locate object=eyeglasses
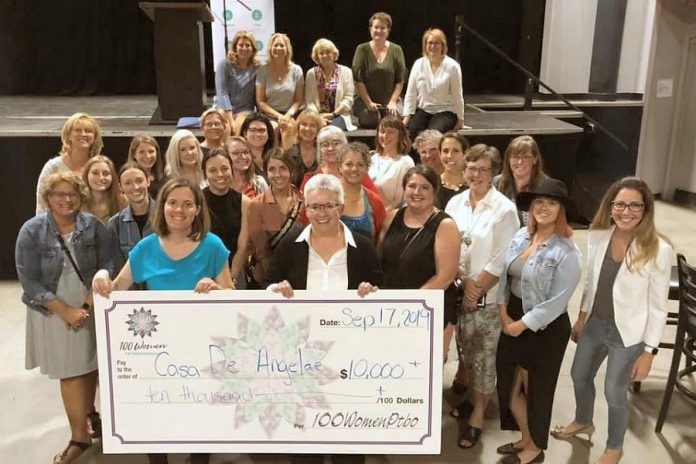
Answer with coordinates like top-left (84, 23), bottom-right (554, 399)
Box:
top-left (229, 149), bottom-right (251, 157)
top-left (510, 154), bottom-right (535, 162)
top-left (611, 201), bottom-right (645, 212)
top-left (320, 140), bottom-right (342, 149)
top-left (465, 166), bottom-right (492, 175)
top-left (204, 121), bottom-right (223, 128)
top-left (306, 203), bottom-right (339, 212)
top-left (51, 191), bottom-right (80, 200)
top-left (247, 127), bottom-right (267, 134)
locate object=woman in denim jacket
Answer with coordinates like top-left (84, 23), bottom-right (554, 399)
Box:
top-left (495, 178), bottom-right (582, 464)
top-left (16, 172), bottom-right (113, 463)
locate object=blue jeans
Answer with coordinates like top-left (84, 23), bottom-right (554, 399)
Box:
top-left (571, 315), bottom-right (643, 448)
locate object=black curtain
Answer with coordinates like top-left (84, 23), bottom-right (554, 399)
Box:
top-left (1, 0), bottom-right (157, 95)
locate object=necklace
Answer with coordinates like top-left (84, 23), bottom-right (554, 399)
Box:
top-left (462, 192), bottom-right (486, 246)
top-left (440, 173), bottom-right (465, 191)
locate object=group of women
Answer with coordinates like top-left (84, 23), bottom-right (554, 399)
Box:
top-left (215, 12), bottom-right (465, 146)
top-left (17, 20), bottom-right (672, 464)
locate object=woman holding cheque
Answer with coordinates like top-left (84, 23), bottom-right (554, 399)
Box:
top-left (93, 177), bottom-right (234, 464)
top-left (495, 178), bottom-right (582, 464)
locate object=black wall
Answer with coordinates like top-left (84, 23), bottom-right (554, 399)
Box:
top-left (0, 0), bottom-right (545, 96)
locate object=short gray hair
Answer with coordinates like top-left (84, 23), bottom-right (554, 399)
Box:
top-left (303, 174), bottom-right (344, 204)
top-left (414, 129), bottom-right (443, 150)
top-left (316, 126), bottom-right (347, 162)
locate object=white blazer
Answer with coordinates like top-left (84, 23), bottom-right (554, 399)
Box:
top-left (304, 64), bottom-right (356, 131)
top-left (580, 227), bottom-right (672, 348)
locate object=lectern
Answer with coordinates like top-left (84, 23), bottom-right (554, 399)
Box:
top-left (140, 2), bottom-right (213, 124)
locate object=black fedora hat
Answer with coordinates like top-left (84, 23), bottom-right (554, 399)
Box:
top-left (516, 178), bottom-right (577, 219)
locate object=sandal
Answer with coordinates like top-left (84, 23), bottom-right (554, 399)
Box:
top-left (449, 400), bottom-right (473, 419)
top-left (53, 440), bottom-right (90, 464)
top-left (87, 411), bottom-right (102, 439)
top-left (451, 381), bottom-right (469, 396)
top-left (457, 419), bottom-right (482, 449)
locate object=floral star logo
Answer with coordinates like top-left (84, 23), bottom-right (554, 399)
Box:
top-left (125, 307), bottom-right (160, 339)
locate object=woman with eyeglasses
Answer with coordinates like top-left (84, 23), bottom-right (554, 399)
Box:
top-left (240, 112), bottom-right (277, 177)
top-left (199, 108), bottom-right (230, 156)
top-left (445, 144), bottom-right (519, 449)
top-left (551, 177), bottom-right (672, 464)
top-left (495, 136), bottom-right (548, 225)
top-left (226, 135), bottom-right (268, 199)
top-left (17, 172), bottom-right (113, 463)
top-left (247, 148), bottom-right (303, 287)
top-left (403, 28), bottom-right (465, 141)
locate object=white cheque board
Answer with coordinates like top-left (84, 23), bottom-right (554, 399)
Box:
top-left (94, 290), bottom-right (443, 454)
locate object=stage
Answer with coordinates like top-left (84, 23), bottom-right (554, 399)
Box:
top-left (0, 94), bottom-right (642, 278)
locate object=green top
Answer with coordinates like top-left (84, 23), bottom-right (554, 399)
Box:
top-left (351, 42), bottom-right (407, 106)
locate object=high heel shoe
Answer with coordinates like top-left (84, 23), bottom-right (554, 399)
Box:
top-left (550, 423), bottom-right (595, 440)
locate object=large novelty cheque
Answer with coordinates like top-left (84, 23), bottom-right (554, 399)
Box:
top-left (94, 290), bottom-right (443, 454)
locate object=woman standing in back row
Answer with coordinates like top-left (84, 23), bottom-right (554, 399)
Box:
top-left (551, 177), bottom-right (672, 464)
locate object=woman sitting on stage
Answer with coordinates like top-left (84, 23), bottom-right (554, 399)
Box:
top-left (551, 177), bottom-right (672, 464)
top-left (305, 38), bottom-right (356, 131)
top-left (202, 148), bottom-right (250, 287)
top-left (495, 135), bottom-right (549, 225)
top-left (240, 112), bottom-right (276, 177)
top-left (36, 112), bottom-right (103, 213)
top-left (496, 178), bottom-right (582, 464)
top-left (17, 172), bottom-right (113, 463)
top-left (107, 163), bottom-right (155, 273)
top-left (380, 164), bottom-right (460, 363)
top-left (164, 129), bottom-right (206, 189)
top-left (352, 11), bottom-right (406, 128)
top-left (199, 108), bottom-right (230, 156)
top-left (226, 135), bottom-right (268, 199)
top-left (215, 29), bottom-right (259, 134)
top-left (255, 33), bottom-right (304, 148)
top-left (437, 131), bottom-right (470, 208)
top-left (93, 177), bottom-right (234, 464)
top-left (403, 28), bottom-right (465, 141)
top-left (81, 155), bottom-right (123, 224)
top-left (127, 133), bottom-right (164, 199)
top-left (414, 129), bottom-right (444, 174)
top-left (286, 109), bottom-right (323, 186)
top-left (338, 142), bottom-right (386, 244)
top-left (368, 114), bottom-right (415, 212)
top-left (247, 148), bottom-right (303, 288)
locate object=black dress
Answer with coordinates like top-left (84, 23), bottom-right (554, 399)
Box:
top-left (204, 187), bottom-right (242, 263)
top-left (381, 208), bottom-right (457, 326)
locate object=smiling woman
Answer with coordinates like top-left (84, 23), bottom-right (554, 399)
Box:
top-left (81, 155), bottom-right (123, 224)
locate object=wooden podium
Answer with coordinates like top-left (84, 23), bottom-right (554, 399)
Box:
top-left (140, 2), bottom-right (213, 124)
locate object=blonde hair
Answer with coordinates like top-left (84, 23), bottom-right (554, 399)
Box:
top-left (311, 38), bottom-right (339, 64)
top-left (59, 112), bottom-right (103, 158)
top-left (39, 172), bottom-right (88, 211)
top-left (225, 30), bottom-right (259, 67)
top-left (225, 135), bottom-right (255, 183)
top-left (267, 33), bottom-right (293, 67)
top-left (286, 109), bottom-right (325, 146)
top-left (590, 176), bottom-right (670, 272)
top-left (81, 155), bottom-right (123, 219)
top-left (422, 28), bottom-right (448, 56)
top-left (164, 129), bottom-right (204, 185)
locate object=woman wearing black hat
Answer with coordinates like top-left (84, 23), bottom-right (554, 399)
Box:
top-left (494, 178), bottom-right (583, 464)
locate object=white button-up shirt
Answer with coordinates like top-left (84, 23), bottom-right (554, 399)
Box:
top-left (445, 187), bottom-right (519, 302)
top-left (296, 222), bottom-right (357, 291)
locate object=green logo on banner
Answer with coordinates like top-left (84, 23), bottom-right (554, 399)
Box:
top-left (252, 9), bottom-right (262, 21)
top-left (223, 9), bottom-right (233, 21)
top-left (256, 40), bottom-right (264, 51)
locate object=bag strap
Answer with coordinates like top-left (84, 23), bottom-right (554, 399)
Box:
top-left (269, 199), bottom-right (303, 250)
top-left (56, 233), bottom-right (88, 288)
top-left (398, 210), bottom-right (438, 260)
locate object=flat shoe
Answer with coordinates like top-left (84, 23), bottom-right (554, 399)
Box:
top-left (87, 411), bottom-right (102, 439)
top-left (501, 450), bottom-right (545, 464)
top-left (550, 423), bottom-right (595, 440)
top-left (53, 440), bottom-right (90, 464)
top-left (497, 442), bottom-right (523, 455)
top-left (457, 420), bottom-right (482, 449)
top-left (449, 400), bottom-right (473, 419)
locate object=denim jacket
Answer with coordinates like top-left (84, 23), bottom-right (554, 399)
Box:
top-left (15, 211), bottom-right (114, 313)
top-left (497, 227), bottom-right (582, 331)
top-left (107, 199), bottom-right (155, 272)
